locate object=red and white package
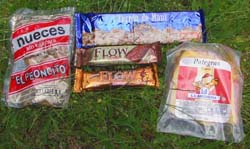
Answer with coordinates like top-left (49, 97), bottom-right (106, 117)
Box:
top-left (2, 7), bottom-right (75, 107)
top-left (157, 42), bottom-right (244, 142)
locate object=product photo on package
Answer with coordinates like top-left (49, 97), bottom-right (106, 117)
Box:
top-left (157, 42), bottom-right (244, 142)
top-left (2, 7), bottom-right (75, 108)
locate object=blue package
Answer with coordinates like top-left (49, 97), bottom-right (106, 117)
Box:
top-left (76, 10), bottom-right (206, 48)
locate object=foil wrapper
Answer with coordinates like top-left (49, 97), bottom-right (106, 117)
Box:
top-left (73, 64), bottom-right (159, 92)
top-left (75, 10), bottom-right (206, 48)
top-left (74, 42), bottom-right (161, 66)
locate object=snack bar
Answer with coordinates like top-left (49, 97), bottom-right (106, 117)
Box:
top-left (74, 42), bottom-right (161, 66)
top-left (73, 64), bottom-right (159, 92)
top-left (76, 10), bottom-right (206, 48)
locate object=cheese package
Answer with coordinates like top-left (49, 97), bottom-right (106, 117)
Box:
top-left (2, 8), bottom-right (75, 108)
top-left (157, 42), bottom-right (244, 142)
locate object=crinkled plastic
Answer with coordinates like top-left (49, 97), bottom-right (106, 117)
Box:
top-left (2, 7), bottom-right (75, 108)
top-left (157, 42), bottom-right (244, 142)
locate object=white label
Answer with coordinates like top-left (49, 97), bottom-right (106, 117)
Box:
top-left (175, 99), bottom-right (231, 123)
top-left (12, 25), bottom-right (70, 52)
top-left (180, 58), bottom-right (231, 71)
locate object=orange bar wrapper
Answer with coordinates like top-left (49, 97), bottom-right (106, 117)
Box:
top-left (73, 64), bottom-right (159, 92)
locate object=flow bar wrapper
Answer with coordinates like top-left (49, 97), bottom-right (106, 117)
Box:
top-left (73, 64), bottom-right (159, 92)
top-left (75, 10), bottom-right (206, 48)
top-left (74, 42), bottom-right (161, 66)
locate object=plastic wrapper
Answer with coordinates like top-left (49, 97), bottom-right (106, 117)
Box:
top-left (157, 42), bottom-right (244, 142)
top-left (75, 10), bottom-right (206, 48)
top-left (73, 64), bottom-right (159, 92)
top-left (2, 7), bottom-right (75, 108)
top-left (74, 42), bottom-right (161, 66)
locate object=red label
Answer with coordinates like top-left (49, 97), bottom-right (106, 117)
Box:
top-left (12, 17), bottom-right (71, 61)
top-left (176, 66), bottom-right (231, 104)
top-left (14, 36), bottom-right (69, 61)
top-left (9, 58), bottom-right (70, 94)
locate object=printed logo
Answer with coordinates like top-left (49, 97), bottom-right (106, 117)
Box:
top-left (12, 17), bottom-right (71, 61)
top-left (188, 72), bottom-right (220, 100)
top-left (174, 58), bottom-right (232, 123)
top-left (93, 47), bottom-right (130, 59)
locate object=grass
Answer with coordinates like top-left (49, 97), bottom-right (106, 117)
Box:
top-left (0, 0), bottom-right (250, 148)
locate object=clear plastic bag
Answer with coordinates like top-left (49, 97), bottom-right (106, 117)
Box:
top-left (157, 42), bottom-right (244, 142)
top-left (2, 7), bottom-right (75, 108)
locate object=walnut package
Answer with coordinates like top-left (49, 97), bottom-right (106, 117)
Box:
top-left (2, 7), bottom-right (75, 108)
top-left (157, 42), bottom-right (244, 142)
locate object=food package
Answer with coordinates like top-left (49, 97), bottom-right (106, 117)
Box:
top-left (74, 42), bottom-right (161, 67)
top-left (75, 10), bottom-right (206, 48)
top-left (73, 64), bottom-right (159, 92)
top-left (157, 42), bottom-right (244, 142)
top-left (2, 7), bottom-right (75, 108)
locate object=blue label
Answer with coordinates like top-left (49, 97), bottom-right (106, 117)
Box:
top-left (75, 10), bottom-right (206, 48)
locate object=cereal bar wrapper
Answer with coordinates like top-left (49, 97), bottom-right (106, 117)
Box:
top-left (74, 42), bottom-right (161, 67)
top-left (157, 42), bottom-right (244, 142)
top-left (73, 64), bottom-right (159, 92)
top-left (75, 10), bottom-right (206, 48)
top-left (2, 7), bottom-right (75, 108)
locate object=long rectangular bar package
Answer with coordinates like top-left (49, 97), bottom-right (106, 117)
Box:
top-left (73, 64), bottom-right (159, 92)
top-left (75, 10), bottom-right (206, 48)
top-left (74, 42), bottom-right (161, 67)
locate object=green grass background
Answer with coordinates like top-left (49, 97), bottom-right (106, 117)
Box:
top-left (0, 0), bottom-right (250, 148)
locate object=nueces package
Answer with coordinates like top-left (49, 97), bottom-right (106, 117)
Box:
top-left (157, 42), bottom-right (244, 142)
top-left (2, 7), bottom-right (75, 108)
